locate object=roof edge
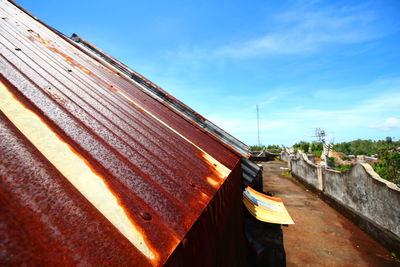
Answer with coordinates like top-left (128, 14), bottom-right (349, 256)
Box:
top-left (7, 0), bottom-right (249, 157)
top-left (70, 33), bottom-right (250, 157)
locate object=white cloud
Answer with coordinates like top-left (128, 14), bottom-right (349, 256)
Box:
top-left (215, 4), bottom-right (383, 58)
top-left (163, 2), bottom-right (397, 63)
top-left (204, 79), bottom-right (400, 145)
top-left (369, 117), bottom-right (400, 131)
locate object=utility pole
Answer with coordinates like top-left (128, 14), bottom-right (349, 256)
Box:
top-left (257, 104), bottom-right (261, 146)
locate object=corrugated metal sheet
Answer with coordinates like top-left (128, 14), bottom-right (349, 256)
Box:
top-left (0, 110), bottom-right (153, 266)
top-left (242, 158), bottom-right (262, 190)
top-left (0, 0), bottom-right (249, 265)
top-left (70, 33), bottom-right (250, 157)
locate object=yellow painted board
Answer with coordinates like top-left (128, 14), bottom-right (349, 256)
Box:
top-left (243, 197), bottom-right (294, 224)
top-left (243, 187), bottom-right (294, 225)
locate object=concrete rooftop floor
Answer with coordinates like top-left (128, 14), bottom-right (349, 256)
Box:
top-left (260, 161), bottom-right (399, 267)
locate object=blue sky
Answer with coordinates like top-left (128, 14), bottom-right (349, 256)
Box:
top-left (18, 0), bottom-right (400, 146)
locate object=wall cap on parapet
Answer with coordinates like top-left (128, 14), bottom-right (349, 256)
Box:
top-left (288, 150), bottom-right (319, 168)
top-left (359, 163), bottom-right (400, 192)
top-left (300, 151), bottom-right (319, 167)
top-left (325, 168), bottom-right (342, 174)
top-left (282, 148), bottom-right (400, 192)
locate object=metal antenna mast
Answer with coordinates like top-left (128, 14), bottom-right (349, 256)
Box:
top-left (257, 104), bottom-right (261, 146)
top-left (315, 128), bottom-right (332, 166)
top-left (315, 128), bottom-right (326, 144)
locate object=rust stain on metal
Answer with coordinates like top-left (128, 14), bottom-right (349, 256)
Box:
top-left (28, 32), bottom-right (92, 75)
top-left (0, 78), bottom-right (163, 264)
top-left (130, 102), bottom-right (144, 112)
top-left (0, 0), bottom-right (244, 265)
top-left (70, 34), bottom-right (216, 128)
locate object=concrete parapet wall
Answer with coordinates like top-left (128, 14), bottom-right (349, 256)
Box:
top-left (281, 148), bottom-right (400, 254)
top-left (289, 152), bottom-right (322, 189)
top-left (280, 149), bottom-right (291, 162)
top-left (324, 163), bottom-right (400, 236)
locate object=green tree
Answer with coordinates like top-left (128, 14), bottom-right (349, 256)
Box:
top-left (333, 138), bottom-right (400, 156)
top-left (372, 150), bottom-right (400, 185)
top-left (310, 142), bottom-right (323, 157)
top-left (266, 144), bottom-right (281, 151)
top-left (311, 142), bottom-right (323, 151)
top-left (335, 164), bottom-right (354, 172)
top-left (327, 157), bottom-right (336, 168)
top-left (250, 145), bottom-right (265, 151)
top-left (293, 141), bottom-right (310, 153)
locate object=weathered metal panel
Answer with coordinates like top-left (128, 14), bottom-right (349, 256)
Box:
top-left (0, 0), bottom-right (246, 265)
top-left (0, 110), bottom-right (152, 266)
top-left (70, 33), bottom-right (250, 157)
top-left (164, 160), bottom-right (248, 267)
top-left (242, 157), bottom-right (263, 190)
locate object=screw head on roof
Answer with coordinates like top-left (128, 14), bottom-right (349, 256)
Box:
top-left (140, 212), bottom-right (152, 221)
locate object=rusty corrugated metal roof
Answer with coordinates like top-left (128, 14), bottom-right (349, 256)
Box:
top-left (70, 33), bottom-right (250, 157)
top-left (0, 0), bottom-right (247, 265)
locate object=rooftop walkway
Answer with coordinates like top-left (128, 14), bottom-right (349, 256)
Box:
top-left (261, 161), bottom-right (399, 267)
